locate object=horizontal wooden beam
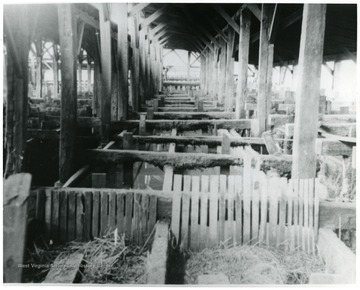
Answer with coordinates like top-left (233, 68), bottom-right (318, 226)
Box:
top-left (152, 112), bottom-right (235, 120)
top-left (111, 119), bottom-right (252, 131)
top-left (316, 139), bottom-right (353, 156)
top-left (85, 148), bottom-right (293, 173)
top-left (113, 135), bottom-right (265, 147)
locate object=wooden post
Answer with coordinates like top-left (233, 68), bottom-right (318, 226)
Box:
top-left (139, 20), bottom-right (146, 103)
top-left (218, 39), bottom-right (227, 104)
top-left (292, 4), bottom-right (326, 179)
top-left (52, 44), bottom-right (59, 98)
top-left (58, 4), bottom-right (78, 184)
top-left (130, 7), bottom-right (140, 111)
top-left (225, 28), bottom-right (235, 111)
top-left (235, 10), bottom-right (251, 119)
top-left (78, 56), bottom-right (83, 95)
top-left (3, 173), bottom-right (32, 283)
top-left (99, 4), bottom-right (112, 139)
top-left (35, 40), bottom-right (43, 98)
top-left (87, 57), bottom-right (91, 94)
top-left (92, 52), bottom-right (101, 117)
top-left (256, 4), bottom-right (274, 136)
top-left (4, 6), bottom-right (31, 177)
top-left (123, 132), bottom-right (134, 188)
top-left (113, 3), bottom-right (128, 119)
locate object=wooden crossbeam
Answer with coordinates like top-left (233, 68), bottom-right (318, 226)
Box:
top-left (269, 4), bottom-right (281, 43)
top-left (128, 3), bottom-right (151, 17)
top-left (213, 5), bottom-right (240, 33)
top-left (149, 23), bottom-right (167, 39)
top-left (140, 5), bottom-right (167, 30)
top-left (245, 4), bottom-right (262, 21)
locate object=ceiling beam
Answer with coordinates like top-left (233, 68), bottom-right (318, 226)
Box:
top-left (128, 3), bottom-right (151, 17)
top-left (149, 22), bottom-right (167, 38)
top-left (245, 4), bottom-right (261, 21)
top-left (212, 4), bottom-right (240, 33)
top-left (269, 4), bottom-right (281, 43)
top-left (139, 5), bottom-right (167, 30)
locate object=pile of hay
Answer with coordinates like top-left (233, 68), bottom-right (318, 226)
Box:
top-left (185, 244), bottom-right (327, 285)
top-left (24, 230), bottom-right (149, 284)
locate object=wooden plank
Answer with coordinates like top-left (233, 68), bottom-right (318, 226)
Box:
top-left (243, 156), bottom-right (252, 244)
top-left (227, 175), bottom-right (235, 246)
top-left (268, 177), bottom-right (279, 247)
top-left (262, 131), bottom-right (282, 155)
top-left (315, 139), bottom-right (353, 156)
top-left (83, 191), bottom-right (92, 241)
top-left (190, 176), bottom-right (200, 250)
top-left (152, 111), bottom-right (235, 120)
top-left (148, 194), bottom-right (157, 235)
top-left (125, 192), bottom-right (133, 241)
top-left (92, 191), bottom-right (100, 237)
top-left (277, 178), bottom-right (287, 247)
top-left (258, 172), bottom-right (268, 245)
top-left (141, 194), bottom-right (149, 243)
top-left (200, 175), bottom-right (210, 250)
top-left (133, 193), bottom-right (141, 244)
top-left (181, 176), bottom-right (191, 249)
top-left (43, 252), bottom-right (84, 283)
top-left (58, 4), bottom-right (78, 183)
top-left (219, 175), bottom-right (227, 244)
top-left (252, 171), bottom-right (260, 243)
top-left (171, 174), bottom-right (182, 244)
top-left (51, 190), bottom-right (60, 243)
top-left (3, 173), bottom-right (32, 282)
top-left (116, 193), bottom-right (125, 233)
top-left (163, 128), bottom-right (177, 191)
top-left (299, 179), bottom-right (305, 251)
top-left (287, 180), bottom-right (295, 251)
top-left (44, 189), bottom-right (52, 240)
top-left (209, 175), bottom-right (219, 247)
top-left (139, 114), bottom-right (146, 135)
top-left (108, 191), bottom-right (116, 232)
top-left (100, 191), bottom-right (108, 236)
top-left (67, 192), bottom-right (76, 241)
top-left (234, 175), bottom-right (243, 245)
top-left (75, 192), bottom-right (83, 240)
top-left (308, 179), bottom-right (315, 254)
top-left (292, 4), bottom-right (326, 179)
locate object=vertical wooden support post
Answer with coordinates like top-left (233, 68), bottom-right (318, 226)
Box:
top-left (236, 10), bottom-right (251, 119)
top-left (292, 4), bottom-right (326, 179)
top-left (113, 3), bottom-right (128, 119)
top-left (3, 173), bottom-right (32, 282)
top-left (123, 132), bottom-right (134, 188)
top-left (86, 57), bottom-right (92, 94)
top-left (130, 7), bottom-right (140, 111)
top-left (58, 4), bottom-right (78, 184)
top-left (35, 40), bottom-right (43, 98)
top-left (218, 39), bottom-right (227, 104)
top-left (92, 53), bottom-right (101, 117)
top-left (99, 4), bottom-right (112, 139)
top-left (4, 6), bottom-right (30, 177)
top-left (225, 28), bottom-right (235, 111)
top-left (52, 44), bottom-right (59, 98)
top-left (200, 53), bottom-right (205, 93)
top-left (139, 19), bottom-right (146, 104)
top-left (159, 45), bottom-right (163, 91)
top-left (256, 4), bottom-right (274, 136)
top-left (78, 56), bottom-right (83, 95)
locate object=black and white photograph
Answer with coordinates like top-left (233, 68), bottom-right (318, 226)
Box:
top-left (1, 0), bottom-right (358, 286)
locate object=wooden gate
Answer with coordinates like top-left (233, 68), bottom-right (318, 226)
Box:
top-left (171, 161), bottom-right (319, 253)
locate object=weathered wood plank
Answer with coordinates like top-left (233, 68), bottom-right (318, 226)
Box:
top-left (209, 175), bottom-right (219, 247)
top-left (92, 191), bottom-right (100, 237)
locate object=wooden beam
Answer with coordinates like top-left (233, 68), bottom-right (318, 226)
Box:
top-left (149, 23), bottom-right (167, 39)
top-left (57, 4), bottom-right (78, 184)
top-left (112, 3), bottom-right (128, 119)
top-left (130, 5), bottom-right (140, 111)
top-left (256, 4), bottom-right (274, 136)
top-left (85, 148), bottom-right (293, 173)
top-left (235, 9), bottom-right (251, 118)
top-left (213, 5), bottom-right (240, 33)
top-left (225, 28), bottom-right (235, 111)
top-left (269, 4), bottom-right (281, 43)
top-left (245, 4), bottom-right (262, 21)
top-left (99, 3), bottom-right (112, 139)
top-left (139, 5), bottom-right (167, 30)
top-left (111, 119), bottom-right (252, 132)
top-left (316, 139), bottom-right (353, 156)
top-left (76, 21), bottom-right (85, 56)
top-left (152, 111), bottom-right (235, 120)
top-left (292, 4), bottom-right (326, 179)
top-left (128, 3), bottom-right (151, 17)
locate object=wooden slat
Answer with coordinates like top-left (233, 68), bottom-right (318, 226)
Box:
top-left (219, 175), bottom-right (227, 243)
top-left (100, 191), bottom-right (108, 236)
top-left (36, 189), bottom-right (46, 224)
top-left (190, 176), bottom-right (200, 250)
top-left (308, 179), bottom-right (315, 254)
top-left (277, 178), bottom-right (287, 247)
top-left (108, 192), bottom-right (116, 232)
top-left (293, 179), bottom-right (299, 249)
top-left (84, 192), bottom-right (92, 241)
top-left (148, 194), bottom-right (157, 235)
top-left (92, 191), bottom-right (100, 237)
top-left (299, 179), bottom-right (305, 251)
top-left (314, 178), bottom-right (320, 245)
top-left (259, 172), bottom-right (268, 244)
top-left (235, 176), bottom-right (243, 245)
top-left (67, 192), bottom-right (76, 241)
top-left (181, 175), bottom-right (191, 249)
top-left (44, 189), bottom-right (52, 240)
top-left (171, 174), bottom-right (182, 244)
top-left (252, 171), bottom-right (260, 243)
top-left (227, 175), bottom-right (235, 246)
top-left (303, 179), bottom-right (310, 253)
top-left (209, 175), bottom-right (219, 246)
top-left (125, 192), bottom-right (133, 241)
top-left (59, 191), bottom-right (68, 243)
top-left (200, 175), bottom-right (209, 249)
top-left (268, 177), bottom-right (279, 247)
top-left (51, 190), bottom-right (60, 243)
top-left (133, 193), bottom-right (141, 244)
top-left (75, 192), bottom-right (83, 240)
top-left (287, 180), bottom-right (295, 251)
top-left (243, 156), bottom-right (252, 244)
top-left (116, 193), bottom-right (125, 233)
top-left (141, 194), bottom-right (149, 243)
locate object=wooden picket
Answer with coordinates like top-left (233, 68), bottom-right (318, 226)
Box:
top-left (170, 157), bottom-right (319, 253)
top-left (28, 188), bottom-right (157, 245)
